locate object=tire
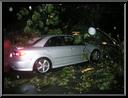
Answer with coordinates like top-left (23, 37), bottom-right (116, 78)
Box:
top-left (33, 57), bottom-right (51, 73)
top-left (90, 49), bottom-right (101, 65)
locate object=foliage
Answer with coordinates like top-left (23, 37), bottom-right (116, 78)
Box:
top-left (48, 28), bottom-right (63, 35)
top-left (17, 8), bottom-right (29, 20)
top-left (17, 4), bottom-right (60, 35)
top-left (15, 4), bottom-right (62, 45)
top-left (56, 66), bottom-right (75, 87)
top-left (73, 35), bottom-right (83, 44)
top-left (81, 50), bottom-right (89, 60)
top-left (4, 56), bottom-right (124, 94)
top-left (5, 4), bottom-right (123, 46)
top-left (73, 60), bottom-right (123, 93)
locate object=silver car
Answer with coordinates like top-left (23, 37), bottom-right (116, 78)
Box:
top-left (9, 35), bottom-right (100, 73)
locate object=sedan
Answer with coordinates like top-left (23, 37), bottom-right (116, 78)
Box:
top-left (9, 35), bottom-right (101, 73)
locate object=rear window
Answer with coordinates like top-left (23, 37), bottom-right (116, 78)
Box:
top-left (27, 37), bottom-right (42, 46)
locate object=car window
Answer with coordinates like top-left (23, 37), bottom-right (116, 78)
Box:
top-left (64, 36), bottom-right (74, 45)
top-left (24, 37), bottom-right (42, 46)
top-left (72, 36), bottom-right (84, 45)
top-left (45, 36), bottom-right (64, 47)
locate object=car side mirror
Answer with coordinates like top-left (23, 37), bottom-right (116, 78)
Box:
top-left (88, 27), bottom-right (96, 36)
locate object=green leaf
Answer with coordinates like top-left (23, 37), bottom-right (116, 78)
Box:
top-left (24, 26), bottom-right (31, 33)
top-left (19, 8), bottom-right (29, 16)
top-left (74, 35), bottom-right (82, 44)
top-left (32, 11), bottom-right (41, 21)
top-left (47, 4), bottom-right (54, 13)
top-left (27, 19), bottom-right (33, 26)
top-left (17, 13), bottom-right (22, 20)
top-left (48, 29), bottom-right (63, 35)
top-left (39, 21), bottom-right (44, 28)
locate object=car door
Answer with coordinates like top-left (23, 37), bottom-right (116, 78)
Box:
top-left (64, 36), bottom-right (87, 64)
top-left (70, 45), bottom-right (86, 63)
top-left (44, 36), bottom-right (71, 68)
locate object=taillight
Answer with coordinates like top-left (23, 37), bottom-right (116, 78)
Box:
top-left (10, 50), bottom-right (26, 57)
top-left (18, 51), bottom-right (26, 56)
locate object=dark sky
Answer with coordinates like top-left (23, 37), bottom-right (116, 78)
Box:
top-left (3, 2), bottom-right (41, 31)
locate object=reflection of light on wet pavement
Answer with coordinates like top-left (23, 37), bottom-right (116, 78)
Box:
top-left (81, 67), bottom-right (94, 73)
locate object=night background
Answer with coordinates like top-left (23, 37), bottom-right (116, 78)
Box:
top-left (3, 2), bottom-right (125, 94)
top-left (3, 2), bottom-right (124, 41)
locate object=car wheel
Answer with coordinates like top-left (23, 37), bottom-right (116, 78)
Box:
top-left (90, 49), bottom-right (100, 64)
top-left (34, 58), bottom-right (51, 73)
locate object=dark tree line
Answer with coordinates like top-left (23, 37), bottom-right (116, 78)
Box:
top-left (3, 3), bottom-right (124, 44)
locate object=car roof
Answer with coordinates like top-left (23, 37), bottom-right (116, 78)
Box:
top-left (41, 35), bottom-right (73, 40)
top-left (42, 35), bottom-right (72, 37)
top-left (32, 35), bottom-right (73, 47)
